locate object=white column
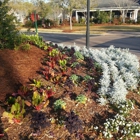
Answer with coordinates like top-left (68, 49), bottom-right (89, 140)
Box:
top-left (130, 12), bottom-right (132, 19)
top-left (110, 10), bottom-right (112, 22)
top-left (75, 11), bottom-right (78, 22)
top-left (134, 9), bottom-right (138, 22)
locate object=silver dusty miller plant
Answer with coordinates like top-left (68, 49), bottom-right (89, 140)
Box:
top-left (89, 45), bottom-right (140, 104)
top-left (58, 44), bottom-right (140, 104)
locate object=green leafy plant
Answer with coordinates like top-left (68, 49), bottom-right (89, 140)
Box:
top-left (18, 34), bottom-right (47, 49)
top-left (94, 62), bottom-right (102, 71)
top-left (69, 74), bottom-right (80, 85)
top-left (71, 62), bottom-right (80, 69)
top-left (74, 51), bottom-right (84, 60)
top-left (32, 91), bottom-right (47, 110)
top-left (28, 34), bottom-right (45, 48)
top-left (76, 94), bottom-right (87, 104)
top-left (21, 43), bottom-right (31, 51)
top-left (54, 99), bottom-right (66, 110)
top-left (59, 59), bottom-right (67, 71)
top-left (83, 75), bottom-right (92, 82)
top-left (3, 96), bottom-right (25, 123)
top-left (49, 48), bottom-right (59, 57)
top-left (30, 79), bottom-right (42, 90)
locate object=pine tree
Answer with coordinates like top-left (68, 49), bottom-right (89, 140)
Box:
top-left (0, 0), bottom-right (19, 49)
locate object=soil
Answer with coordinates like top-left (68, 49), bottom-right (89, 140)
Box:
top-left (62, 29), bottom-right (80, 33)
top-left (0, 45), bottom-right (140, 140)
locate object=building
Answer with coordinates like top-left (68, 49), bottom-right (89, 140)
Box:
top-left (73, 0), bottom-right (140, 23)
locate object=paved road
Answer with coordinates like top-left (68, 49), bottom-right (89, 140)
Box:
top-left (38, 31), bottom-right (140, 59)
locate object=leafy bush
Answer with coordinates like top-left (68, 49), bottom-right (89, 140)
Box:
top-left (0, 0), bottom-right (21, 49)
top-left (13, 33), bottom-right (48, 50)
top-left (24, 20), bottom-right (34, 28)
top-left (93, 10), bottom-right (110, 24)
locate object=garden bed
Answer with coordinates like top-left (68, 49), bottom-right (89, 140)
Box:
top-left (0, 39), bottom-right (140, 140)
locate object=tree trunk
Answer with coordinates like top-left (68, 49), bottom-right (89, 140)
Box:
top-left (69, 13), bottom-right (72, 30)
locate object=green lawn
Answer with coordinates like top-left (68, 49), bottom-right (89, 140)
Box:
top-left (60, 24), bottom-right (140, 31)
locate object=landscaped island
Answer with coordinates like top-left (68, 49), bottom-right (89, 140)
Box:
top-left (0, 34), bottom-right (140, 140)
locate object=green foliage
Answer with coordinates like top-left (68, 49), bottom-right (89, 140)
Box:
top-left (94, 62), bottom-right (102, 71)
top-left (24, 20), bottom-right (34, 28)
top-left (59, 59), bottom-right (67, 71)
top-left (27, 34), bottom-right (45, 48)
top-left (54, 99), bottom-right (66, 110)
top-left (31, 86), bottom-right (52, 110)
top-left (3, 96), bottom-right (25, 122)
top-left (74, 51), bottom-right (84, 60)
top-left (17, 34), bottom-right (47, 49)
top-left (21, 43), bottom-right (31, 51)
top-left (69, 74), bottom-right (80, 85)
top-left (30, 79), bottom-right (42, 89)
top-left (14, 43), bottom-right (31, 51)
top-left (93, 10), bottom-right (110, 24)
top-left (32, 91), bottom-right (43, 107)
top-left (12, 96), bottom-right (25, 118)
top-left (76, 94), bottom-right (87, 104)
top-left (24, 18), bottom-right (56, 28)
top-left (0, 0), bottom-right (20, 49)
top-left (79, 18), bottom-right (86, 24)
top-left (71, 62), bottom-right (80, 68)
top-left (83, 75), bottom-right (92, 82)
top-left (49, 48), bottom-right (59, 57)
top-left (7, 96), bottom-right (16, 105)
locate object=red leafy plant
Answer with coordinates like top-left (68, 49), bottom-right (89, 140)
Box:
top-left (42, 66), bottom-right (55, 80)
top-left (0, 133), bottom-right (4, 138)
top-left (31, 86), bottom-right (55, 111)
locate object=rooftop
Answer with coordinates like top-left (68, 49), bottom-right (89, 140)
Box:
top-left (97, 0), bottom-right (140, 8)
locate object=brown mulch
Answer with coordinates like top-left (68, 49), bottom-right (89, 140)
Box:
top-left (0, 46), bottom-right (46, 101)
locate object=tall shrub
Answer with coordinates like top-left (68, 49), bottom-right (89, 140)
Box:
top-left (0, 0), bottom-right (19, 49)
top-left (93, 10), bottom-right (110, 24)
